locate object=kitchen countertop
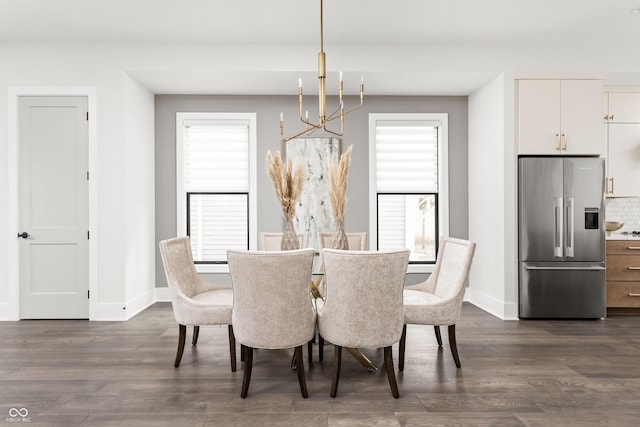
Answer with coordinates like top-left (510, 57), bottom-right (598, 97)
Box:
top-left (606, 232), bottom-right (640, 240)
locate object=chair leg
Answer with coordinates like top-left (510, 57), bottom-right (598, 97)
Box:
top-left (307, 340), bottom-right (313, 366)
top-left (240, 346), bottom-right (254, 398)
top-left (319, 334), bottom-right (324, 362)
top-left (434, 325), bottom-right (443, 347)
top-left (240, 344), bottom-right (246, 362)
top-left (228, 325), bottom-right (236, 372)
top-left (448, 324), bottom-right (461, 368)
top-left (192, 325), bottom-right (200, 346)
top-left (384, 346), bottom-right (400, 399)
top-left (295, 345), bottom-right (309, 398)
top-left (398, 324), bottom-right (407, 372)
top-left (330, 345), bottom-right (342, 398)
top-left (174, 324), bottom-right (187, 368)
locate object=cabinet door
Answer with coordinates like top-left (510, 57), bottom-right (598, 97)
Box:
top-left (608, 92), bottom-right (640, 123)
top-left (607, 124), bottom-right (640, 197)
top-left (561, 80), bottom-right (604, 155)
top-left (517, 80), bottom-right (561, 155)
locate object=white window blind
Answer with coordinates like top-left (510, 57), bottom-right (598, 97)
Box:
top-left (184, 123), bottom-right (249, 192)
top-left (375, 121), bottom-right (438, 192)
top-left (177, 113), bottom-right (256, 266)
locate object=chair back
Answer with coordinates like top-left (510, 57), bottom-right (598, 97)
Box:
top-left (317, 231), bottom-right (367, 250)
top-left (159, 236), bottom-right (202, 299)
top-left (258, 232), bottom-right (309, 250)
top-left (227, 248), bottom-right (316, 349)
top-left (318, 249), bottom-right (409, 348)
top-left (431, 237), bottom-right (476, 300)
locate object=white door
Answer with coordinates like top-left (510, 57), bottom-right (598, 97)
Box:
top-left (18, 96), bottom-right (89, 319)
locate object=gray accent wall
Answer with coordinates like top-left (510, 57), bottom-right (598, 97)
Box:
top-left (155, 95), bottom-right (468, 287)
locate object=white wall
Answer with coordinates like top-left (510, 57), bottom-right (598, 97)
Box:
top-left (467, 74), bottom-right (517, 319)
top-left (123, 74), bottom-right (156, 317)
top-left (0, 44), bottom-right (156, 320)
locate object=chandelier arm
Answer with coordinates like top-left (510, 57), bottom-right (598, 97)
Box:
top-left (325, 100), bottom-right (364, 122)
top-left (282, 123), bottom-right (323, 143)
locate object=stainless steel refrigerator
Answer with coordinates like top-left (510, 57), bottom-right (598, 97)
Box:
top-left (518, 157), bottom-right (606, 319)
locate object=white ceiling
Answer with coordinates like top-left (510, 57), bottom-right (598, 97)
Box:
top-left (2, 0), bottom-right (639, 95)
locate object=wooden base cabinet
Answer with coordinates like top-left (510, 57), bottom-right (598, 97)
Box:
top-left (606, 240), bottom-right (640, 315)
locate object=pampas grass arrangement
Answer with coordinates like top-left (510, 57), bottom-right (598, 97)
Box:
top-left (266, 150), bottom-right (305, 221)
top-left (328, 145), bottom-right (353, 222)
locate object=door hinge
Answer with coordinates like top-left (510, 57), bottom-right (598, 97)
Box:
top-left (88, 290), bottom-right (90, 299)
top-left (86, 171), bottom-right (89, 180)
top-left (87, 230), bottom-right (90, 240)
top-left (86, 112), bottom-right (89, 121)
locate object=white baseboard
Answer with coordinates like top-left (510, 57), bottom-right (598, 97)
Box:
top-left (0, 302), bottom-right (18, 321)
top-left (123, 289), bottom-right (156, 320)
top-left (465, 287), bottom-right (519, 320)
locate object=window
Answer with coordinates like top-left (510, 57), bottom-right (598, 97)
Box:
top-left (176, 113), bottom-right (257, 272)
top-left (369, 113), bottom-right (449, 272)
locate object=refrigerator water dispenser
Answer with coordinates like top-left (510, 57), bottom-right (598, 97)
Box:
top-left (584, 208), bottom-right (599, 229)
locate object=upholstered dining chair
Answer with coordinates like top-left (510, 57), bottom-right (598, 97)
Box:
top-left (317, 231), bottom-right (367, 251)
top-left (258, 232), bottom-right (309, 251)
top-left (315, 231), bottom-right (369, 361)
top-left (257, 231), bottom-right (315, 364)
top-left (158, 236), bottom-right (236, 371)
top-left (399, 237), bottom-right (476, 370)
top-left (317, 248), bottom-right (410, 398)
top-left (227, 248), bottom-right (316, 398)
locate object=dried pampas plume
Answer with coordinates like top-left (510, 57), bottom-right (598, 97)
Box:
top-left (266, 150), bottom-right (305, 220)
top-left (328, 145), bottom-right (353, 222)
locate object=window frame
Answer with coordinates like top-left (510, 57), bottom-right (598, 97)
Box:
top-left (176, 112), bottom-right (257, 273)
top-left (368, 113), bottom-right (449, 273)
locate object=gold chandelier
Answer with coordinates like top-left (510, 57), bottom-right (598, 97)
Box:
top-left (280, 0), bottom-right (364, 142)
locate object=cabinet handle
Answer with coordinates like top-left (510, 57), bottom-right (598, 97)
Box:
top-left (555, 133), bottom-right (561, 151)
top-left (561, 133), bottom-right (568, 151)
top-left (628, 246), bottom-right (640, 250)
top-left (610, 115), bottom-right (614, 121)
top-left (629, 293), bottom-right (640, 297)
top-left (629, 267), bottom-right (640, 270)
top-left (611, 177), bottom-right (614, 194)
top-left (606, 177), bottom-right (612, 194)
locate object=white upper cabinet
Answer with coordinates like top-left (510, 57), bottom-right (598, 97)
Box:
top-left (517, 79), bottom-right (604, 155)
top-left (606, 124), bottom-right (640, 197)
top-left (604, 90), bottom-right (640, 197)
top-left (605, 92), bottom-right (640, 123)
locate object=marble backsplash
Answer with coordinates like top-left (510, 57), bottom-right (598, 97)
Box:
top-left (606, 197), bottom-right (640, 231)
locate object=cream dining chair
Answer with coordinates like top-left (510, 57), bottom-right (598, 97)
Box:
top-left (158, 236), bottom-right (236, 371)
top-left (258, 232), bottom-right (309, 251)
top-left (399, 237), bottom-right (476, 370)
top-left (227, 248), bottom-right (316, 398)
top-left (317, 248), bottom-right (410, 398)
top-left (315, 231), bottom-right (368, 361)
top-left (317, 231), bottom-right (367, 251)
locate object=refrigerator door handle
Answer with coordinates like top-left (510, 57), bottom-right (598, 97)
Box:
top-left (565, 197), bottom-right (575, 258)
top-left (524, 265), bottom-right (606, 271)
top-left (554, 197), bottom-right (563, 258)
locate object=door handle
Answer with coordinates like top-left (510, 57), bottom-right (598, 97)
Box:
top-left (565, 197), bottom-right (574, 258)
top-left (17, 232), bottom-right (29, 239)
top-left (554, 197), bottom-right (563, 257)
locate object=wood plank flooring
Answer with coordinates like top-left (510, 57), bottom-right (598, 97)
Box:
top-left (2, 302), bottom-right (640, 426)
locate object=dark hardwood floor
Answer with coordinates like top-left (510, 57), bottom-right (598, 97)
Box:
top-left (2, 302), bottom-right (640, 426)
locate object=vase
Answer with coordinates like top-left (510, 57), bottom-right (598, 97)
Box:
top-left (281, 219), bottom-right (300, 250)
top-left (330, 219), bottom-right (349, 250)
